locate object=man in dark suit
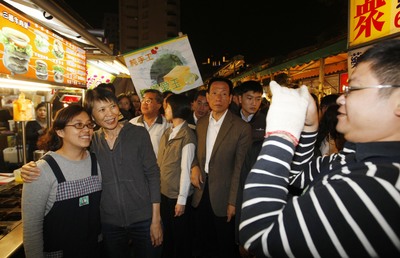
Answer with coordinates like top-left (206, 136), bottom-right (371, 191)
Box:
top-left (191, 77), bottom-right (252, 258)
top-left (187, 89), bottom-right (210, 129)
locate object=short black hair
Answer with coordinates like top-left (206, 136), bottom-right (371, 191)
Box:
top-left (207, 77), bottom-right (233, 95)
top-left (162, 90), bottom-right (174, 99)
top-left (143, 89), bottom-right (163, 104)
top-left (84, 87), bottom-right (118, 117)
top-left (35, 102), bottom-right (47, 111)
top-left (166, 94), bottom-right (191, 121)
top-left (232, 84), bottom-right (243, 96)
top-left (357, 39), bottom-right (400, 85)
top-left (193, 89), bottom-right (207, 101)
top-left (240, 80), bottom-right (263, 94)
top-left (320, 94), bottom-right (339, 110)
top-left (96, 83), bottom-right (116, 94)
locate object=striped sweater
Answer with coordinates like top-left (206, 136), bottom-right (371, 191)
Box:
top-left (239, 132), bottom-right (400, 257)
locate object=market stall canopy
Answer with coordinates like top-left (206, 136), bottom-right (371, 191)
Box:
top-left (213, 55), bottom-right (245, 78)
top-left (259, 39), bottom-right (347, 77)
top-left (232, 38), bottom-right (348, 83)
top-left (286, 52), bottom-right (347, 81)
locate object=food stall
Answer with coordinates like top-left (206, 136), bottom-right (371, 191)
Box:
top-left (0, 2), bottom-right (87, 169)
top-left (0, 1), bottom-right (103, 256)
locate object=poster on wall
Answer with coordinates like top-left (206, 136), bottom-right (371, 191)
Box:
top-left (349, 0), bottom-right (400, 47)
top-left (0, 3), bottom-right (87, 88)
top-left (86, 63), bottom-right (116, 89)
top-left (123, 35), bottom-right (203, 96)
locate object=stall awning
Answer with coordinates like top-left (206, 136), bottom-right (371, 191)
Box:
top-left (259, 39), bottom-right (348, 77)
top-left (289, 53), bottom-right (348, 80)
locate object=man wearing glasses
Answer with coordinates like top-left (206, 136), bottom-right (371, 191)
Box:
top-left (130, 89), bottom-right (169, 158)
top-left (239, 39), bottom-right (400, 257)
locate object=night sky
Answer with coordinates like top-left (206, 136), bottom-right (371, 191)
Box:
top-left (64, 0), bottom-right (347, 64)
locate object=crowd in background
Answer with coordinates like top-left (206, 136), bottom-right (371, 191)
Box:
top-left (20, 39), bottom-right (400, 258)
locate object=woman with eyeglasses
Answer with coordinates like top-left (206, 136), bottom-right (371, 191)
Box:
top-left (22, 104), bottom-right (102, 258)
top-left (21, 88), bottom-right (163, 257)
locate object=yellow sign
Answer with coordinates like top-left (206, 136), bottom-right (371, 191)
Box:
top-left (349, 0), bottom-right (400, 47)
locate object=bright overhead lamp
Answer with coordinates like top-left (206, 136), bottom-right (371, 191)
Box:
top-left (112, 60), bottom-right (131, 75)
top-left (87, 59), bottom-right (130, 75)
top-left (0, 78), bottom-right (54, 91)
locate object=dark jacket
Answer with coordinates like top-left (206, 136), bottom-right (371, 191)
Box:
top-left (192, 111), bottom-right (252, 216)
top-left (90, 121), bottom-right (161, 226)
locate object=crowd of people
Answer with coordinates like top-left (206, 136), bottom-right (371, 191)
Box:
top-left (20, 39), bottom-right (400, 258)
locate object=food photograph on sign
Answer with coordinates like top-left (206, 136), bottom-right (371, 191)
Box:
top-left (34, 29), bottom-right (50, 53)
top-left (123, 35), bottom-right (203, 95)
top-left (0, 27), bottom-right (33, 74)
top-left (0, 3), bottom-right (87, 88)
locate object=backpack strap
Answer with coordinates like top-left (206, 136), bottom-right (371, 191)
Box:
top-left (89, 152), bottom-right (98, 176)
top-left (41, 152), bottom-right (98, 182)
top-left (41, 155), bottom-right (66, 183)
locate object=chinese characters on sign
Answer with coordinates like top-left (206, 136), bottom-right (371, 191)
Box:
top-left (349, 0), bottom-right (400, 47)
top-left (123, 35), bottom-right (203, 96)
top-left (0, 3), bottom-right (87, 88)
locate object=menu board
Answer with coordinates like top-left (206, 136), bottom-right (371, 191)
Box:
top-left (0, 3), bottom-right (87, 88)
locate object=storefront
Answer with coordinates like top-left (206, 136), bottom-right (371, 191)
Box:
top-left (0, 1), bottom-right (118, 255)
top-left (231, 38), bottom-right (348, 100)
top-left (0, 2), bottom-right (89, 167)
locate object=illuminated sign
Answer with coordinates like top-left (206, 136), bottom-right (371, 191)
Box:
top-left (0, 3), bottom-right (87, 88)
top-left (86, 63), bottom-right (115, 89)
top-left (349, 0), bottom-right (400, 47)
top-left (59, 94), bottom-right (82, 103)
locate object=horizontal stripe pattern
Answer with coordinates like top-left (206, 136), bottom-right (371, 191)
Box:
top-left (240, 134), bottom-right (400, 257)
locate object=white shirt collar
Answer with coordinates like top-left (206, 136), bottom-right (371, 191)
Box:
top-left (209, 109), bottom-right (229, 125)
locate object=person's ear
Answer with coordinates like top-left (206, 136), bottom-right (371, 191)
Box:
top-left (393, 89), bottom-right (400, 117)
top-left (394, 102), bottom-right (400, 116)
top-left (56, 129), bottom-right (64, 138)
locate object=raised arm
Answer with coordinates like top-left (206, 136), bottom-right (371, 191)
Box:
top-left (239, 81), bottom-right (310, 255)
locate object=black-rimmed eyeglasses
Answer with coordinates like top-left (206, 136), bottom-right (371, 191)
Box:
top-left (65, 122), bottom-right (96, 129)
top-left (343, 85), bottom-right (400, 97)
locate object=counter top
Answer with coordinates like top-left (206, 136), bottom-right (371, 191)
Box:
top-left (0, 221), bottom-right (22, 257)
top-left (0, 180), bottom-right (23, 257)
